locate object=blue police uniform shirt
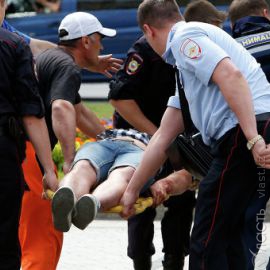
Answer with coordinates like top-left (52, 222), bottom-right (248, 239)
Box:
top-left (165, 21), bottom-right (270, 145)
top-left (1, 19), bottom-right (31, 44)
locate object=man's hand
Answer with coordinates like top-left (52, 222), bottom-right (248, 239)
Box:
top-left (90, 55), bottom-right (123, 78)
top-left (42, 171), bottom-right (58, 199)
top-left (63, 161), bottom-right (72, 175)
top-left (120, 190), bottom-right (139, 219)
top-left (252, 139), bottom-right (270, 169)
top-left (150, 180), bottom-right (171, 206)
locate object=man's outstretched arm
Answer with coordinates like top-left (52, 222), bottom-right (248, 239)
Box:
top-left (120, 106), bottom-right (185, 217)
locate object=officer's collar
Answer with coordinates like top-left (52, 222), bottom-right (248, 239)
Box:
top-left (232, 16), bottom-right (270, 38)
top-left (163, 21), bottom-right (186, 65)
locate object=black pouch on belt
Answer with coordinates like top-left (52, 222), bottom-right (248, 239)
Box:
top-left (8, 116), bottom-right (26, 163)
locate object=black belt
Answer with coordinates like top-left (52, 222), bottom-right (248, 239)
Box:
top-left (256, 112), bottom-right (270, 121)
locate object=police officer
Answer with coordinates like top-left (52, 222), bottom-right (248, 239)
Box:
top-left (0, 0), bottom-right (58, 268)
top-left (229, 1), bottom-right (270, 269)
top-left (121, 0), bottom-right (270, 269)
top-left (1, 17), bottom-right (64, 270)
top-left (109, 36), bottom-right (195, 270)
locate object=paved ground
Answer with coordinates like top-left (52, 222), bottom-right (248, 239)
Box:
top-left (57, 219), bottom-right (184, 270)
top-left (57, 219), bottom-right (270, 270)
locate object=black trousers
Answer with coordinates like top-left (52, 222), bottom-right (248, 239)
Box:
top-left (0, 136), bottom-right (24, 270)
top-left (189, 120), bottom-right (270, 270)
top-left (127, 190), bottom-right (196, 260)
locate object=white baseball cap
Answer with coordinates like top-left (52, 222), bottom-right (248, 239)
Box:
top-left (58, 12), bottom-right (116, 41)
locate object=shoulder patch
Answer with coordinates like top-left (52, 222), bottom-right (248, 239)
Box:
top-left (180, 39), bottom-right (202, 59)
top-left (125, 53), bottom-right (143, 75)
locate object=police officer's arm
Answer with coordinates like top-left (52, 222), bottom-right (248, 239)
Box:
top-left (23, 116), bottom-right (58, 191)
top-left (52, 99), bottom-right (76, 174)
top-left (212, 57), bottom-right (270, 168)
top-left (110, 99), bottom-right (158, 135)
top-left (109, 49), bottom-right (158, 133)
top-left (29, 38), bottom-right (56, 57)
top-left (13, 32), bottom-right (58, 192)
top-left (120, 107), bottom-right (185, 217)
top-left (2, 20), bottom-right (56, 57)
top-left (74, 102), bottom-right (105, 137)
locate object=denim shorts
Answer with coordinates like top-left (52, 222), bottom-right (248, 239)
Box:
top-left (73, 139), bottom-right (145, 184)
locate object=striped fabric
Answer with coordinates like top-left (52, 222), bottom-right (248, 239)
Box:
top-left (96, 129), bottom-right (151, 146)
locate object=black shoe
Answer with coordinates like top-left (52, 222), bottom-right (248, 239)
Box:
top-left (51, 187), bottom-right (75, 232)
top-left (162, 254), bottom-right (185, 270)
top-left (133, 256), bottom-right (152, 270)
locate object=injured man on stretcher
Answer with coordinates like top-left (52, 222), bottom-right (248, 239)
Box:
top-left (51, 129), bottom-right (194, 232)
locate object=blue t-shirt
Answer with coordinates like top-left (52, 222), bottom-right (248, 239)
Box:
top-left (165, 21), bottom-right (270, 145)
top-left (2, 19), bottom-right (31, 44)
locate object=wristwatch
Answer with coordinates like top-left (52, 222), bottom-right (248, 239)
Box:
top-left (247, 135), bottom-right (263, 150)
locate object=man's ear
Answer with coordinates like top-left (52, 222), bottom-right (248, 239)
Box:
top-left (143, 24), bottom-right (155, 38)
top-left (263, 8), bottom-right (270, 20)
top-left (81, 36), bottom-right (90, 49)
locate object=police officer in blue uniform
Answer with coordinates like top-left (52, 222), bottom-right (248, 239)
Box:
top-left (121, 0), bottom-right (270, 269)
top-left (109, 36), bottom-right (195, 270)
top-left (229, 1), bottom-right (270, 269)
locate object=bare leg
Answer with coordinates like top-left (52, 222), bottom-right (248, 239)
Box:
top-left (59, 160), bottom-right (97, 200)
top-left (92, 166), bottom-right (135, 211)
top-left (51, 160), bottom-right (98, 232)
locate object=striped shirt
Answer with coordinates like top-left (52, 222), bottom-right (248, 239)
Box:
top-left (97, 129), bottom-right (151, 146)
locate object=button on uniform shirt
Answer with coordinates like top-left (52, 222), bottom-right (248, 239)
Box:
top-left (165, 21), bottom-right (270, 145)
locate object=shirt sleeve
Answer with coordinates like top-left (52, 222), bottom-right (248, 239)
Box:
top-left (167, 95), bottom-right (181, 109)
top-left (2, 20), bottom-right (31, 45)
top-left (167, 75), bottom-right (181, 109)
top-left (108, 51), bottom-right (148, 100)
top-left (14, 39), bottom-right (44, 117)
top-left (173, 34), bottom-right (229, 86)
top-left (48, 65), bottom-right (81, 106)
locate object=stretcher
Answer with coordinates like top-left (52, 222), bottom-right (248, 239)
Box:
top-left (45, 189), bottom-right (154, 214)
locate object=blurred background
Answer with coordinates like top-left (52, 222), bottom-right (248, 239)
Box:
top-left (5, 0), bottom-right (233, 81)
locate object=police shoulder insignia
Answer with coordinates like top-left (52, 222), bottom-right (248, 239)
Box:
top-left (181, 39), bottom-right (202, 59)
top-left (126, 53), bottom-right (143, 75)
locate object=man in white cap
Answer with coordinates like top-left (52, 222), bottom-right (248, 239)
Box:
top-left (57, 11), bottom-right (120, 77)
top-left (36, 10), bottom-right (120, 180)
top-left (19, 11), bottom-right (121, 270)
